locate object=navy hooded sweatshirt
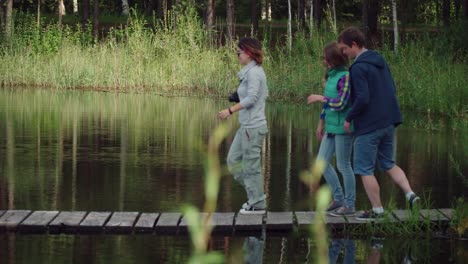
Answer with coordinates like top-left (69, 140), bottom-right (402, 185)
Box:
top-left (346, 50), bottom-right (403, 136)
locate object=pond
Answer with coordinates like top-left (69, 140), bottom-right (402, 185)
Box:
top-left (0, 88), bottom-right (466, 263)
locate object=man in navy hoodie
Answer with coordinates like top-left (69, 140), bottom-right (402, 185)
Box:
top-left (337, 27), bottom-right (420, 221)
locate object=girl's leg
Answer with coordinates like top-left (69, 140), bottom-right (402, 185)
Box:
top-left (317, 134), bottom-right (344, 203)
top-left (227, 129), bottom-right (245, 187)
top-left (335, 134), bottom-right (356, 209)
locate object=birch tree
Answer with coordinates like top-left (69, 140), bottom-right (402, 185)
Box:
top-left (73, 0), bottom-right (78, 13)
top-left (392, 0), bottom-right (398, 54)
top-left (122, 0), bottom-right (129, 16)
top-left (287, 0), bottom-right (292, 51)
top-left (5, 0), bottom-right (12, 40)
top-left (226, 0), bottom-right (234, 42)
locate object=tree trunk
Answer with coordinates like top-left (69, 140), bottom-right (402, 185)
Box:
top-left (443, 0), bottom-right (450, 27)
top-left (0, 0), bottom-right (5, 35)
top-left (362, 0), bottom-right (380, 48)
top-left (37, 0), bottom-right (40, 27)
top-left (5, 0), bottom-right (12, 40)
top-left (251, 0), bottom-right (259, 35)
top-left (122, 0), bottom-right (129, 16)
top-left (313, 0), bottom-right (321, 27)
top-left (392, 0), bottom-right (398, 54)
top-left (156, 0), bottom-right (163, 19)
top-left (287, 0), bottom-right (292, 51)
top-left (73, 0), bottom-right (78, 13)
top-left (464, 0), bottom-right (468, 18)
top-left (332, 0), bottom-right (336, 33)
top-left (309, 0), bottom-right (313, 37)
top-left (298, 0), bottom-right (305, 28)
top-left (455, 0), bottom-right (461, 19)
top-left (93, 0), bottom-right (99, 40)
top-left (82, 0), bottom-right (90, 31)
top-left (58, 0), bottom-right (64, 27)
top-left (226, 0), bottom-right (234, 41)
top-left (206, 0), bottom-right (214, 30)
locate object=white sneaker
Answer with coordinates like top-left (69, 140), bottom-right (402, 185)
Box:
top-left (239, 207), bottom-right (266, 215)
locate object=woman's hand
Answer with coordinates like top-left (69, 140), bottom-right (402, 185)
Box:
top-left (316, 121), bottom-right (324, 141)
top-left (307, 94), bottom-right (325, 104)
top-left (217, 109), bottom-right (231, 120)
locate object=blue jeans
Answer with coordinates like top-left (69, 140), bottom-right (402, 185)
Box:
top-left (353, 124), bottom-right (396, 176)
top-left (317, 133), bottom-right (355, 208)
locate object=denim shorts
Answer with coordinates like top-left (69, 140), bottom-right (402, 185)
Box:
top-left (353, 124), bottom-right (396, 176)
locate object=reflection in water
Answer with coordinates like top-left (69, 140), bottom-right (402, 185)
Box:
top-left (329, 238), bottom-right (356, 264)
top-left (243, 235), bottom-right (265, 264)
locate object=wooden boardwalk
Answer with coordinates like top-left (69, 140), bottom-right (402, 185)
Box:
top-left (0, 209), bottom-right (452, 235)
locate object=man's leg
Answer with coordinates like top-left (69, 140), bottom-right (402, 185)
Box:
top-left (361, 175), bottom-right (382, 208)
top-left (386, 165), bottom-right (412, 194)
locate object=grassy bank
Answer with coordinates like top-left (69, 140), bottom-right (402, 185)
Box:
top-left (0, 8), bottom-right (466, 118)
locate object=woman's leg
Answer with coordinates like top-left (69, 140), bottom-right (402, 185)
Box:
top-left (242, 125), bottom-right (268, 208)
top-left (227, 129), bottom-right (245, 187)
top-left (317, 134), bottom-right (344, 203)
top-left (335, 134), bottom-right (356, 209)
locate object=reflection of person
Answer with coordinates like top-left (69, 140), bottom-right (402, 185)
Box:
top-left (307, 42), bottom-right (356, 216)
top-left (328, 238), bottom-right (356, 264)
top-left (337, 27), bottom-right (420, 221)
top-left (218, 37), bottom-right (268, 214)
top-left (243, 236), bottom-right (265, 264)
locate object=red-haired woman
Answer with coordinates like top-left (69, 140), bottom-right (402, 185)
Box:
top-left (218, 37), bottom-right (268, 214)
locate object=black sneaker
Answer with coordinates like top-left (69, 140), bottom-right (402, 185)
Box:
top-left (408, 194), bottom-right (421, 210)
top-left (370, 237), bottom-right (385, 250)
top-left (326, 200), bottom-right (344, 212)
top-left (356, 210), bottom-right (385, 221)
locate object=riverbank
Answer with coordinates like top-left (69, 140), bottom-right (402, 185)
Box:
top-left (0, 10), bottom-right (466, 118)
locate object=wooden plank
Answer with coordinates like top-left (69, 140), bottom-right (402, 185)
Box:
top-left (420, 209), bottom-right (449, 222)
top-left (0, 211), bottom-right (5, 217)
top-left (49, 211), bottom-right (87, 234)
top-left (134, 213), bottom-right (159, 234)
top-left (105, 212), bottom-right (139, 234)
top-left (211, 212), bottom-right (235, 233)
top-left (79, 212), bottom-right (111, 233)
top-left (392, 209), bottom-right (423, 222)
top-left (295, 211), bottom-right (315, 228)
top-left (234, 213), bottom-right (263, 231)
top-left (179, 213), bottom-right (208, 233)
top-left (344, 211), bottom-right (398, 225)
top-left (437, 208), bottom-right (453, 220)
top-left (0, 210), bottom-right (32, 232)
top-left (154, 213), bottom-right (181, 234)
top-left (18, 211), bottom-right (59, 233)
top-left (266, 212), bottom-right (293, 231)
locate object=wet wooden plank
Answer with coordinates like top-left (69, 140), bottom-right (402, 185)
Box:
top-left (154, 213), bottom-right (181, 234)
top-left (437, 209), bottom-right (453, 220)
top-left (0, 210), bottom-right (32, 232)
top-left (179, 213), bottom-right (208, 233)
top-left (295, 211), bottom-right (315, 228)
top-left (19, 211), bottom-right (59, 233)
top-left (266, 212), bottom-right (293, 231)
top-left (134, 213), bottom-right (159, 233)
top-left (79, 212), bottom-right (112, 233)
top-left (211, 212), bottom-right (235, 232)
top-left (105, 212), bottom-right (139, 234)
top-left (49, 211), bottom-right (87, 234)
top-left (420, 209), bottom-right (449, 222)
top-left (234, 214), bottom-right (263, 231)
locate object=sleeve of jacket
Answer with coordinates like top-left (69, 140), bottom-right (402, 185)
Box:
top-left (239, 69), bottom-right (261, 109)
top-left (346, 65), bottom-right (369, 122)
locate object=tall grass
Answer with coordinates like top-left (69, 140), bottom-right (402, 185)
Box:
top-left (0, 7), bottom-right (466, 118)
